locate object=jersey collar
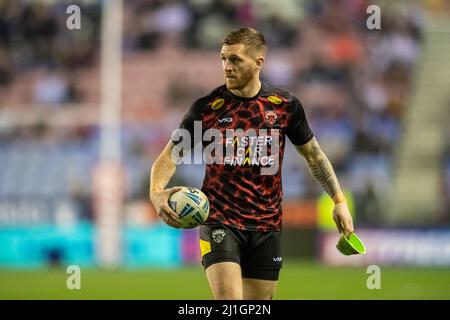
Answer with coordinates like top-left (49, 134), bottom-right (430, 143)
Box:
top-left (225, 81), bottom-right (268, 101)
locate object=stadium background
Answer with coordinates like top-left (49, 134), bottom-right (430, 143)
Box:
top-left (0, 0), bottom-right (449, 299)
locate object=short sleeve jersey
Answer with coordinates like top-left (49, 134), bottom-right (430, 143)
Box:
top-left (172, 82), bottom-right (314, 231)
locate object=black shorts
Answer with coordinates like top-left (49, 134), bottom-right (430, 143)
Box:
top-left (199, 224), bottom-right (282, 281)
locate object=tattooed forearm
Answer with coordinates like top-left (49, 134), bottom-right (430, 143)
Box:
top-left (296, 138), bottom-right (343, 200)
top-left (308, 156), bottom-right (340, 198)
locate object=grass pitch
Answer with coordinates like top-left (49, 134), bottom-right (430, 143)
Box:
top-left (1, 260), bottom-right (449, 299)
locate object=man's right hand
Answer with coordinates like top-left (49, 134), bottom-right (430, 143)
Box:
top-left (149, 187), bottom-right (183, 228)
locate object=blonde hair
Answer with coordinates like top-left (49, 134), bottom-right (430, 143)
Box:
top-left (222, 27), bottom-right (267, 56)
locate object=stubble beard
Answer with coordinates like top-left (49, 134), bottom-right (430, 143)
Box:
top-left (225, 68), bottom-right (254, 91)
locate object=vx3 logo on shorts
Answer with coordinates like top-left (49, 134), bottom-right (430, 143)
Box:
top-left (272, 257), bottom-right (282, 262)
top-left (218, 117), bottom-right (233, 124)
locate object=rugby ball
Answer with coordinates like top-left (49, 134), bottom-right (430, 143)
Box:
top-left (168, 186), bottom-right (209, 229)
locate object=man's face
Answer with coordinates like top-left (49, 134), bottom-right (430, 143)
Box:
top-left (220, 44), bottom-right (260, 90)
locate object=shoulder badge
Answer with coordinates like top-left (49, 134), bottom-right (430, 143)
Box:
top-left (268, 95), bottom-right (282, 105)
top-left (211, 98), bottom-right (225, 110)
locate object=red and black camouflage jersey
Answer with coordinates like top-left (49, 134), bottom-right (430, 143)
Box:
top-left (172, 82), bottom-right (314, 232)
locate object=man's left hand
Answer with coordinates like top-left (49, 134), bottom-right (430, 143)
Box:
top-left (333, 202), bottom-right (354, 238)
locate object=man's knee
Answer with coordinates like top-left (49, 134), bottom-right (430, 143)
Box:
top-left (243, 278), bottom-right (277, 300)
top-left (213, 287), bottom-right (242, 300)
top-left (244, 291), bottom-right (274, 300)
top-left (206, 262), bottom-right (243, 300)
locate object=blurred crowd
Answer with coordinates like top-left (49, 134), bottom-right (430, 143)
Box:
top-left (0, 0), bottom-right (448, 226)
top-left (0, 0), bottom-right (100, 104)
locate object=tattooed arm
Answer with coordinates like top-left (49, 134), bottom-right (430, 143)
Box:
top-left (295, 137), bottom-right (354, 237)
